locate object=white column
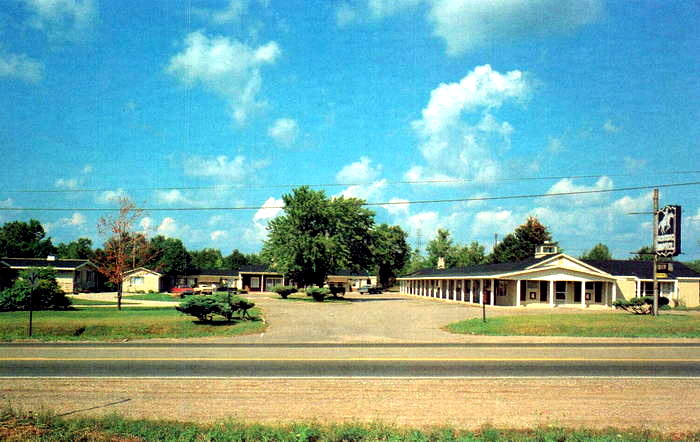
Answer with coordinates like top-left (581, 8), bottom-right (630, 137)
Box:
top-left (460, 280), bottom-right (465, 302)
top-left (549, 281), bottom-right (554, 307)
top-left (469, 280), bottom-right (474, 303)
top-left (612, 282), bottom-right (617, 303)
top-left (581, 282), bottom-right (586, 308)
top-left (516, 280), bottom-right (521, 307)
top-left (636, 280), bottom-right (641, 297)
top-left (490, 279), bottom-right (495, 306)
top-left (479, 280), bottom-right (484, 305)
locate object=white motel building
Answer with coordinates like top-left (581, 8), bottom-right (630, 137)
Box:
top-left (397, 244), bottom-right (700, 309)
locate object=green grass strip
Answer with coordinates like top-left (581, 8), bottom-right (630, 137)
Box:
top-left (446, 313), bottom-right (700, 338)
top-left (1, 408), bottom-right (695, 441)
top-left (0, 307), bottom-right (265, 341)
top-left (123, 292), bottom-right (180, 302)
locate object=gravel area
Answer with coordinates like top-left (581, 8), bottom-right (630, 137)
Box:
top-left (4, 378), bottom-right (698, 432)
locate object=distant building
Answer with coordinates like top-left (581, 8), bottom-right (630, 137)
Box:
top-left (0, 257), bottom-right (99, 293)
top-left (398, 248), bottom-right (700, 308)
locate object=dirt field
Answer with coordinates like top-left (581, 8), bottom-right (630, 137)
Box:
top-left (3, 378), bottom-right (698, 432)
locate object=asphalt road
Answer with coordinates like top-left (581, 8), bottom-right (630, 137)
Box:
top-left (3, 342), bottom-right (699, 378)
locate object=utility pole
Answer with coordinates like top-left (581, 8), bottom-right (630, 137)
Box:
top-left (652, 188), bottom-right (659, 316)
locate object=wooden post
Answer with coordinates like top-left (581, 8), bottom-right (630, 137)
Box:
top-left (652, 188), bottom-right (659, 316)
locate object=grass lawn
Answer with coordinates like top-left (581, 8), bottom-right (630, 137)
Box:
top-left (2, 409), bottom-right (692, 442)
top-left (0, 307), bottom-right (265, 341)
top-left (446, 313), bottom-right (700, 338)
top-left (123, 292), bottom-right (180, 302)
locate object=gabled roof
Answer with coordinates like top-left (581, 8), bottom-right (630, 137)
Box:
top-left (402, 256), bottom-right (550, 279)
top-left (189, 268), bottom-right (239, 277)
top-left (0, 257), bottom-right (96, 270)
top-left (330, 269), bottom-right (374, 277)
top-left (123, 267), bottom-right (162, 277)
top-left (237, 264), bottom-right (283, 275)
top-left (581, 259), bottom-right (700, 279)
top-left (400, 254), bottom-right (700, 280)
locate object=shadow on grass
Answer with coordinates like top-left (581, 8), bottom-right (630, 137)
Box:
top-left (191, 317), bottom-right (263, 326)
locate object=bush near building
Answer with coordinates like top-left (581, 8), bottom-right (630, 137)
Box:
top-left (0, 268), bottom-right (72, 312)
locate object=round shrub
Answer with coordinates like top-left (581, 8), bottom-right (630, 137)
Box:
top-left (271, 285), bottom-right (297, 299)
top-left (306, 286), bottom-right (330, 302)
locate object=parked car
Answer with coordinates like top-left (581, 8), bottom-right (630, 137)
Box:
top-left (358, 285), bottom-right (382, 294)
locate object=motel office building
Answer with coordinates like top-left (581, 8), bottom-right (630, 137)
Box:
top-left (398, 250), bottom-right (700, 309)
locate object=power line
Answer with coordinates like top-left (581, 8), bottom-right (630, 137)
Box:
top-left (3, 170), bottom-right (700, 194)
top-left (1, 180), bottom-right (698, 212)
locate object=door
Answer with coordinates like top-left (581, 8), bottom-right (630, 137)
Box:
top-left (539, 281), bottom-right (548, 302)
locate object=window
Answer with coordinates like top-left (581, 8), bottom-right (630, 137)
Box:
top-left (130, 276), bottom-right (144, 285)
top-left (555, 281), bottom-right (566, 300)
top-left (526, 281), bottom-right (538, 290)
top-left (640, 281), bottom-right (674, 296)
top-left (660, 282), bottom-right (674, 296)
top-left (250, 277), bottom-right (260, 289)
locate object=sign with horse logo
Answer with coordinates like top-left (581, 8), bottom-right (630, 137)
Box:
top-left (655, 205), bottom-right (681, 257)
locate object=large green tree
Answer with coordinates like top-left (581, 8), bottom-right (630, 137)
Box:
top-left (401, 248), bottom-right (429, 275)
top-left (189, 248), bottom-right (224, 270)
top-left (580, 243), bottom-right (613, 260)
top-left (630, 245), bottom-right (654, 261)
top-left (371, 224), bottom-right (410, 288)
top-left (425, 228), bottom-right (456, 267)
top-left (223, 249), bottom-right (247, 269)
top-left (149, 235), bottom-right (190, 274)
top-left (56, 237), bottom-right (95, 260)
top-left (0, 219), bottom-right (56, 258)
top-left (263, 186), bottom-right (375, 287)
top-left (489, 217), bottom-right (552, 263)
top-left (453, 241), bottom-right (487, 267)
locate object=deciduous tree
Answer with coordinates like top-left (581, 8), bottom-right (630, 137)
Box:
top-left (490, 217), bottom-right (551, 263)
top-left (371, 224), bottom-right (410, 288)
top-left (454, 241), bottom-right (486, 267)
top-left (56, 237), bottom-right (95, 260)
top-left (96, 198), bottom-right (152, 310)
top-left (580, 243), bottom-right (613, 260)
top-left (426, 228), bottom-right (456, 267)
top-left (0, 219), bottom-right (56, 258)
top-left (263, 186), bottom-right (375, 287)
top-left (149, 235), bottom-right (190, 275)
top-left (189, 248), bottom-right (224, 270)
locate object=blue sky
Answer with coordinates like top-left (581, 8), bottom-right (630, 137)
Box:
top-left (1, 0), bottom-right (699, 260)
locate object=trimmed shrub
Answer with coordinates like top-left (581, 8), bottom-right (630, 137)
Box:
top-left (306, 286), bottom-right (330, 302)
top-left (271, 285), bottom-right (297, 299)
top-left (613, 296), bottom-right (670, 315)
top-left (176, 294), bottom-right (256, 322)
top-left (0, 268), bottom-right (72, 312)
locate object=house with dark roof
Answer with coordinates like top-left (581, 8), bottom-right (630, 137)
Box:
top-left (0, 257), bottom-right (99, 293)
top-left (397, 244), bottom-right (700, 308)
top-left (236, 265), bottom-right (285, 292)
top-left (326, 270), bottom-right (377, 291)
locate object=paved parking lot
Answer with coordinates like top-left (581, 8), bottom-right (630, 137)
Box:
top-left (234, 291), bottom-right (600, 343)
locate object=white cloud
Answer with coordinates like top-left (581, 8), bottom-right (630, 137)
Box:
top-left (471, 210), bottom-right (516, 237)
top-left (95, 188), bottom-right (129, 204)
top-left (0, 198), bottom-right (14, 208)
top-left (409, 65), bottom-right (528, 183)
top-left (82, 164), bottom-right (94, 174)
top-left (211, 0), bottom-right (247, 24)
top-left (338, 179), bottom-right (387, 202)
top-left (547, 136), bottom-right (564, 153)
top-left (368, 0), bottom-right (423, 18)
top-left (140, 217), bottom-right (154, 231)
top-left (167, 31), bottom-right (281, 125)
top-left (22, 0), bottom-right (98, 41)
top-left (0, 50), bottom-right (44, 83)
top-left (157, 217), bottom-right (179, 236)
top-left (382, 197), bottom-right (410, 216)
top-left (210, 230), bottom-right (229, 241)
top-left (336, 3), bottom-right (359, 27)
top-left (268, 118), bottom-right (299, 146)
top-left (155, 189), bottom-right (193, 206)
top-left (603, 119), bottom-right (621, 133)
top-left (55, 177), bottom-right (80, 189)
top-left (542, 176), bottom-right (614, 207)
top-left (184, 154), bottom-right (269, 181)
top-left (623, 156), bottom-right (646, 173)
top-left (336, 156), bottom-right (381, 183)
top-left (254, 197), bottom-right (284, 221)
top-left (406, 210), bottom-right (441, 237)
top-left (428, 0), bottom-right (603, 55)
top-left (208, 215), bottom-right (224, 226)
top-left (245, 197), bottom-right (283, 244)
top-left (66, 212), bottom-right (86, 226)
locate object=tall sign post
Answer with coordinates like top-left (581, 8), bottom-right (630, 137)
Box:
top-left (652, 190), bottom-right (659, 316)
top-left (653, 198), bottom-right (682, 316)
